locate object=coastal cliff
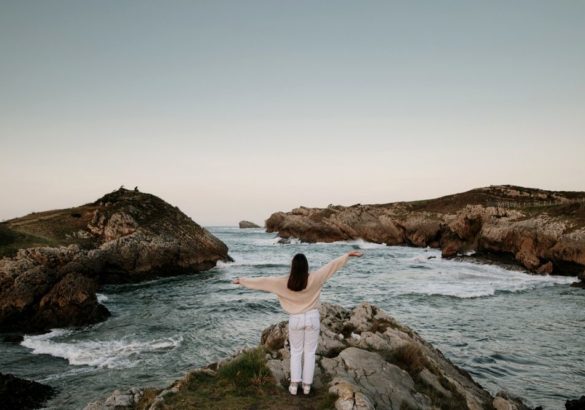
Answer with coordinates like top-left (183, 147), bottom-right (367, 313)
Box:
top-left (266, 185), bottom-right (585, 280)
top-left (0, 188), bottom-right (232, 332)
top-left (85, 302), bottom-right (531, 410)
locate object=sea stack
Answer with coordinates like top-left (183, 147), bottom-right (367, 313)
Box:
top-left (0, 188), bottom-right (232, 332)
top-left (239, 220), bottom-right (261, 228)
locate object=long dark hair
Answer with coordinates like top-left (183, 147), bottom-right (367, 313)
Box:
top-left (287, 253), bottom-right (309, 291)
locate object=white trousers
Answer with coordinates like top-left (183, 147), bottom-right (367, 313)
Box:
top-left (288, 308), bottom-right (320, 384)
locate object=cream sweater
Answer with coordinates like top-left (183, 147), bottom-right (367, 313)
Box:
top-left (238, 253), bottom-right (350, 314)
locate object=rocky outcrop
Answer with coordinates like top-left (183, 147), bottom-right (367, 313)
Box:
top-left (0, 188), bottom-right (232, 332)
top-left (0, 373), bottom-right (56, 410)
top-left (566, 395), bottom-right (585, 410)
top-left (239, 220), bottom-right (261, 228)
top-left (86, 303), bottom-right (534, 410)
top-left (266, 185), bottom-right (585, 277)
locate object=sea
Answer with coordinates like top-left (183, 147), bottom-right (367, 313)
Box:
top-left (1, 227), bottom-right (583, 409)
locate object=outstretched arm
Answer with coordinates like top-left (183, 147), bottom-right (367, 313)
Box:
top-left (233, 276), bottom-right (284, 293)
top-left (314, 251), bottom-right (363, 285)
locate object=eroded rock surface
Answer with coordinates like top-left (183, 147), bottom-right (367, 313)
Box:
top-left (266, 185), bottom-right (585, 278)
top-left (0, 188), bottom-right (232, 332)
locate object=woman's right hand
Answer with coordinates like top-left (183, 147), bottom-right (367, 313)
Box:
top-left (348, 251), bottom-right (363, 257)
top-left (232, 278), bottom-right (241, 284)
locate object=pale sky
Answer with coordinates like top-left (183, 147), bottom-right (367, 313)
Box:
top-left (1, 1), bottom-right (584, 226)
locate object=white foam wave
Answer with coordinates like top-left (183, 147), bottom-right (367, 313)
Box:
top-left (22, 332), bottom-right (182, 368)
top-left (267, 236), bottom-right (388, 249)
top-left (395, 264), bottom-right (577, 298)
top-left (96, 293), bottom-right (108, 303)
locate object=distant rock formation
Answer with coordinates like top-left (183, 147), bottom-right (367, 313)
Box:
top-left (266, 185), bottom-right (585, 278)
top-left (0, 373), bottom-right (56, 410)
top-left (86, 303), bottom-right (534, 410)
top-left (239, 220), bottom-right (261, 229)
top-left (0, 188), bottom-right (232, 332)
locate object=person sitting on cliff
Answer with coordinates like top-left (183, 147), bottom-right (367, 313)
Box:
top-left (232, 251), bottom-right (363, 395)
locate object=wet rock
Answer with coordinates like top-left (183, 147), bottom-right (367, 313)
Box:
top-left (566, 395), bottom-right (585, 410)
top-left (0, 373), bottom-right (56, 410)
top-left (536, 261), bottom-right (554, 275)
top-left (1, 333), bottom-right (24, 343)
top-left (493, 390), bottom-right (533, 410)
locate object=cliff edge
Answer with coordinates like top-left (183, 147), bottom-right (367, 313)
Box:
top-left (266, 185), bottom-right (585, 281)
top-left (86, 303), bottom-right (532, 410)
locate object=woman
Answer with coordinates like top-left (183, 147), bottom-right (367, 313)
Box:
top-left (232, 250), bottom-right (363, 395)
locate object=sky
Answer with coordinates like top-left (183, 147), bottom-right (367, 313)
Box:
top-left (1, 1), bottom-right (584, 226)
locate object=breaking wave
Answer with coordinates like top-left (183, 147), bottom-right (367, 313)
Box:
top-left (22, 330), bottom-right (182, 369)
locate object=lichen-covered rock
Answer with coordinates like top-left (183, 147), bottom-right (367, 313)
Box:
top-left (0, 188), bottom-right (232, 332)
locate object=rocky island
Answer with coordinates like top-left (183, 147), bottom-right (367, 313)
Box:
top-left (266, 185), bottom-right (585, 283)
top-left (86, 302), bottom-right (533, 410)
top-left (239, 220), bottom-right (261, 229)
top-left (0, 188), bottom-right (232, 332)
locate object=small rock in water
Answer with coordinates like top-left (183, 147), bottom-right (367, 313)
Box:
top-left (239, 220), bottom-right (260, 228)
top-left (0, 373), bottom-right (56, 410)
top-left (2, 334), bottom-right (24, 344)
top-left (566, 395), bottom-right (585, 410)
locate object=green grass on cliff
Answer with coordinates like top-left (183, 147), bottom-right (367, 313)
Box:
top-left (0, 224), bottom-right (59, 258)
top-left (144, 348), bottom-right (337, 410)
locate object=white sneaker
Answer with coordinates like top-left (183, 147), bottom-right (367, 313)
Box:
top-left (289, 382), bottom-right (298, 395)
top-left (302, 383), bottom-right (311, 395)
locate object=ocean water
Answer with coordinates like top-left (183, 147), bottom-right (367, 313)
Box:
top-left (1, 227), bottom-right (583, 409)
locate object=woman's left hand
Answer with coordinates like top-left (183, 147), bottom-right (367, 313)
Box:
top-left (348, 251), bottom-right (363, 257)
top-left (232, 278), bottom-right (241, 284)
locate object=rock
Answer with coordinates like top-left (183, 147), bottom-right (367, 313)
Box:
top-left (90, 302), bottom-right (525, 410)
top-left (572, 272), bottom-right (585, 288)
top-left (536, 261), bottom-right (554, 275)
top-left (0, 188), bottom-right (232, 332)
top-left (1, 333), bottom-right (23, 343)
top-left (84, 387), bottom-right (144, 410)
top-left (265, 185), bottom-right (585, 277)
top-left (566, 395), bottom-right (585, 410)
top-left (493, 390), bottom-right (533, 410)
top-left (238, 220), bottom-right (261, 228)
top-left (419, 368), bottom-right (452, 398)
top-left (0, 373), bottom-right (56, 410)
